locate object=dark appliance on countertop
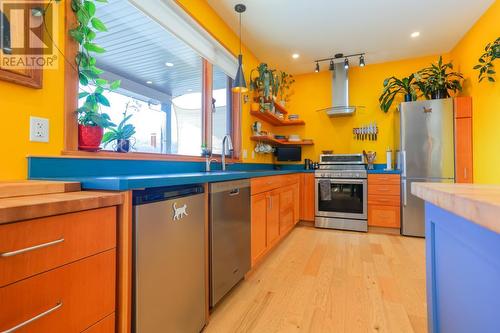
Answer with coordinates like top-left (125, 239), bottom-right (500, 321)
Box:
top-left (275, 146), bottom-right (301, 162)
top-left (315, 153), bottom-right (368, 232)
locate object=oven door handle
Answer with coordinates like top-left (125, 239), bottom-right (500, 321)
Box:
top-left (316, 178), bottom-right (366, 184)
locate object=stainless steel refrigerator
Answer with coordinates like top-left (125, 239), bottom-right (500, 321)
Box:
top-left (396, 98), bottom-right (455, 237)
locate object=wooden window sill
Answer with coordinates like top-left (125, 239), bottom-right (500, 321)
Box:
top-left (61, 150), bottom-right (242, 163)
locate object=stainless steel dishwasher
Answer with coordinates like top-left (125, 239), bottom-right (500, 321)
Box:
top-left (133, 184), bottom-right (206, 333)
top-left (210, 179), bottom-right (251, 307)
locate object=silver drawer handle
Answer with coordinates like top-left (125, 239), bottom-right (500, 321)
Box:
top-left (1, 302), bottom-right (62, 333)
top-left (0, 238), bottom-right (64, 258)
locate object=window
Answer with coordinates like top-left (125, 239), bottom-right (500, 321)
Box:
top-left (212, 66), bottom-right (233, 155)
top-left (69, 0), bottom-right (241, 159)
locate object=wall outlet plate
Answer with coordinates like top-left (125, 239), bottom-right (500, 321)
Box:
top-left (30, 116), bottom-right (49, 142)
top-left (242, 149), bottom-right (248, 159)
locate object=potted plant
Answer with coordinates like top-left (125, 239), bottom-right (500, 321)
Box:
top-left (250, 63), bottom-right (277, 112)
top-left (70, 0), bottom-right (121, 151)
top-left (277, 71), bottom-right (295, 107)
top-left (474, 37), bottom-right (499, 83)
top-left (379, 74), bottom-right (419, 113)
top-left (102, 101), bottom-right (137, 153)
top-left (417, 56), bottom-right (463, 99)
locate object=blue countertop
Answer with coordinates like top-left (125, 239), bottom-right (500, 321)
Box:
top-left (32, 169), bottom-right (313, 191)
top-left (367, 164), bottom-right (402, 174)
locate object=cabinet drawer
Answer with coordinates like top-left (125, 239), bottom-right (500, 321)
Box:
top-left (368, 205), bottom-right (401, 228)
top-left (368, 194), bottom-right (400, 207)
top-left (0, 207), bottom-right (116, 287)
top-left (82, 313), bottom-right (115, 333)
top-left (251, 176), bottom-right (283, 195)
top-left (368, 184), bottom-right (400, 196)
top-left (0, 250), bottom-right (116, 333)
top-left (368, 174), bottom-right (400, 185)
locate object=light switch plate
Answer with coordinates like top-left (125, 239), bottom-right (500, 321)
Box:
top-left (30, 116), bottom-right (49, 142)
top-left (242, 149), bottom-right (248, 159)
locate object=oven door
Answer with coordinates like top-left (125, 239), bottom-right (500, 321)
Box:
top-left (315, 178), bottom-right (367, 220)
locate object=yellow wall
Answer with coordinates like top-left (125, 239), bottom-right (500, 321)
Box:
top-left (283, 54), bottom-right (449, 163)
top-left (0, 2), bottom-right (66, 180)
top-left (451, 0), bottom-right (500, 183)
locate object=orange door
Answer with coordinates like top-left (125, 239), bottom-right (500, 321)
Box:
top-left (266, 190), bottom-right (281, 247)
top-left (455, 117), bottom-right (473, 183)
top-left (293, 182), bottom-right (300, 224)
top-left (251, 193), bottom-right (267, 265)
top-left (278, 186), bottom-right (294, 235)
top-left (300, 174), bottom-right (315, 221)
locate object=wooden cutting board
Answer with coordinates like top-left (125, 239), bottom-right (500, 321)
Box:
top-left (0, 181), bottom-right (81, 199)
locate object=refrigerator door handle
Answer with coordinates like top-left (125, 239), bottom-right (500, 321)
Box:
top-left (401, 150), bottom-right (407, 177)
top-left (402, 179), bottom-right (407, 206)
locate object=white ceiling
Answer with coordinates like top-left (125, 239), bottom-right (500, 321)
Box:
top-left (207, 0), bottom-right (494, 74)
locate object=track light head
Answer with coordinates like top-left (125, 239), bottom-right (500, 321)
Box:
top-left (359, 55), bottom-right (365, 67)
top-left (315, 62), bottom-right (320, 73)
top-left (329, 59), bottom-right (335, 71)
top-left (344, 58), bottom-right (349, 70)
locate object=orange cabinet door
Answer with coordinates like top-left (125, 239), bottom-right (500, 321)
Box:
top-left (300, 173), bottom-right (315, 221)
top-left (251, 193), bottom-right (267, 265)
top-left (267, 190), bottom-right (281, 247)
top-left (455, 117), bottom-right (473, 183)
top-left (293, 182), bottom-right (300, 224)
top-left (278, 186), bottom-right (294, 235)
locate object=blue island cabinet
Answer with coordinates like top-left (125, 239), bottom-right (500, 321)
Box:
top-left (425, 202), bottom-right (500, 333)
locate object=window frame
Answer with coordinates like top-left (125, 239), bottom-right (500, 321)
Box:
top-left (63, 2), bottom-right (241, 162)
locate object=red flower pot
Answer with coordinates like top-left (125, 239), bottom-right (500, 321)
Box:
top-left (78, 125), bottom-right (103, 151)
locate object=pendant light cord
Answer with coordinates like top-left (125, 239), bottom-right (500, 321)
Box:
top-left (239, 12), bottom-right (242, 55)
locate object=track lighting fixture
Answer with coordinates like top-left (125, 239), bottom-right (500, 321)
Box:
top-left (313, 52), bottom-right (365, 73)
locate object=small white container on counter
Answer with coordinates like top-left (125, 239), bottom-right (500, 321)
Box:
top-left (386, 148), bottom-right (393, 170)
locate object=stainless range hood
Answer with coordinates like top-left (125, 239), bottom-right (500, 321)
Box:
top-left (317, 62), bottom-right (357, 117)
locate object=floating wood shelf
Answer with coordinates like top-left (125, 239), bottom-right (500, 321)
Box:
top-left (250, 110), bottom-right (305, 126)
top-left (273, 101), bottom-right (289, 115)
top-left (250, 136), bottom-right (314, 146)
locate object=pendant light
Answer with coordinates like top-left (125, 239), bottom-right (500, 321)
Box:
top-left (232, 4), bottom-right (248, 93)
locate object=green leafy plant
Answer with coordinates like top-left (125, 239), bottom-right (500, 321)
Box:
top-left (101, 101), bottom-right (138, 147)
top-left (249, 63), bottom-right (276, 102)
top-left (379, 74), bottom-right (418, 113)
top-left (69, 0), bottom-right (120, 127)
top-left (417, 56), bottom-right (463, 99)
top-left (277, 71), bottom-right (295, 103)
top-left (474, 37), bottom-right (499, 82)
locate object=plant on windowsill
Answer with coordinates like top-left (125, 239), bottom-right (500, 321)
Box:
top-left (379, 74), bottom-right (419, 113)
top-left (69, 0), bottom-right (121, 151)
top-left (417, 56), bottom-right (463, 99)
top-left (277, 71), bottom-right (295, 107)
top-left (474, 37), bottom-right (499, 83)
top-left (102, 101), bottom-right (138, 153)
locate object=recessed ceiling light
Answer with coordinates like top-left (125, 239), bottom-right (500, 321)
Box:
top-left (411, 31), bottom-right (420, 38)
top-left (146, 80), bottom-right (153, 85)
top-left (292, 53), bottom-right (300, 59)
top-left (165, 62), bottom-right (174, 67)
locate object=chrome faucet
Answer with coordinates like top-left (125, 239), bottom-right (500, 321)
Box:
top-left (221, 135), bottom-right (233, 171)
top-left (205, 157), bottom-right (218, 172)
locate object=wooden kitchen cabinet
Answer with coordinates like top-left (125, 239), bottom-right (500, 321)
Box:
top-left (279, 185), bottom-right (295, 235)
top-left (251, 193), bottom-right (268, 267)
top-left (300, 173), bottom-right (315, 222)
top-left (250, 174), bottom-right (301, 267)
top-left (368, 174), bottom-right (401, 228)
top-left (454, 97), bottom-right (473, 183)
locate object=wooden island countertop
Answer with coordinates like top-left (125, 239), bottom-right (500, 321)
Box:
top-left (0, 180), bottom-right (124, 224)
top-left (411, 182), bottom-right (500, 234)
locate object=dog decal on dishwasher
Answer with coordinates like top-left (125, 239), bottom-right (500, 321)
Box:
top-left (173, 202), bottom-right (188, 221)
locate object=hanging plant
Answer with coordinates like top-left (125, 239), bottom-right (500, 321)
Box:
top-left (474, 37), bottom-right (499, 83)
top-left (379, 74), bottom-right (419, 113)
top-left (69, 0), bottom-right (119, 130)
top-left (277, 71), bottom-right (295, 105)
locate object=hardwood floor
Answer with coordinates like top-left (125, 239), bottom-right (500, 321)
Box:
top-left (205, 225), bottom-right (427, 333)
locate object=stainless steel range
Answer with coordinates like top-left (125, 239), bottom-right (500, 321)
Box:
top-left (315, 153), bottom-right (368, 232)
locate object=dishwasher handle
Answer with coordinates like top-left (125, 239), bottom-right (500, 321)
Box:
top-left (229, 189), bottom-right (240, 196)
